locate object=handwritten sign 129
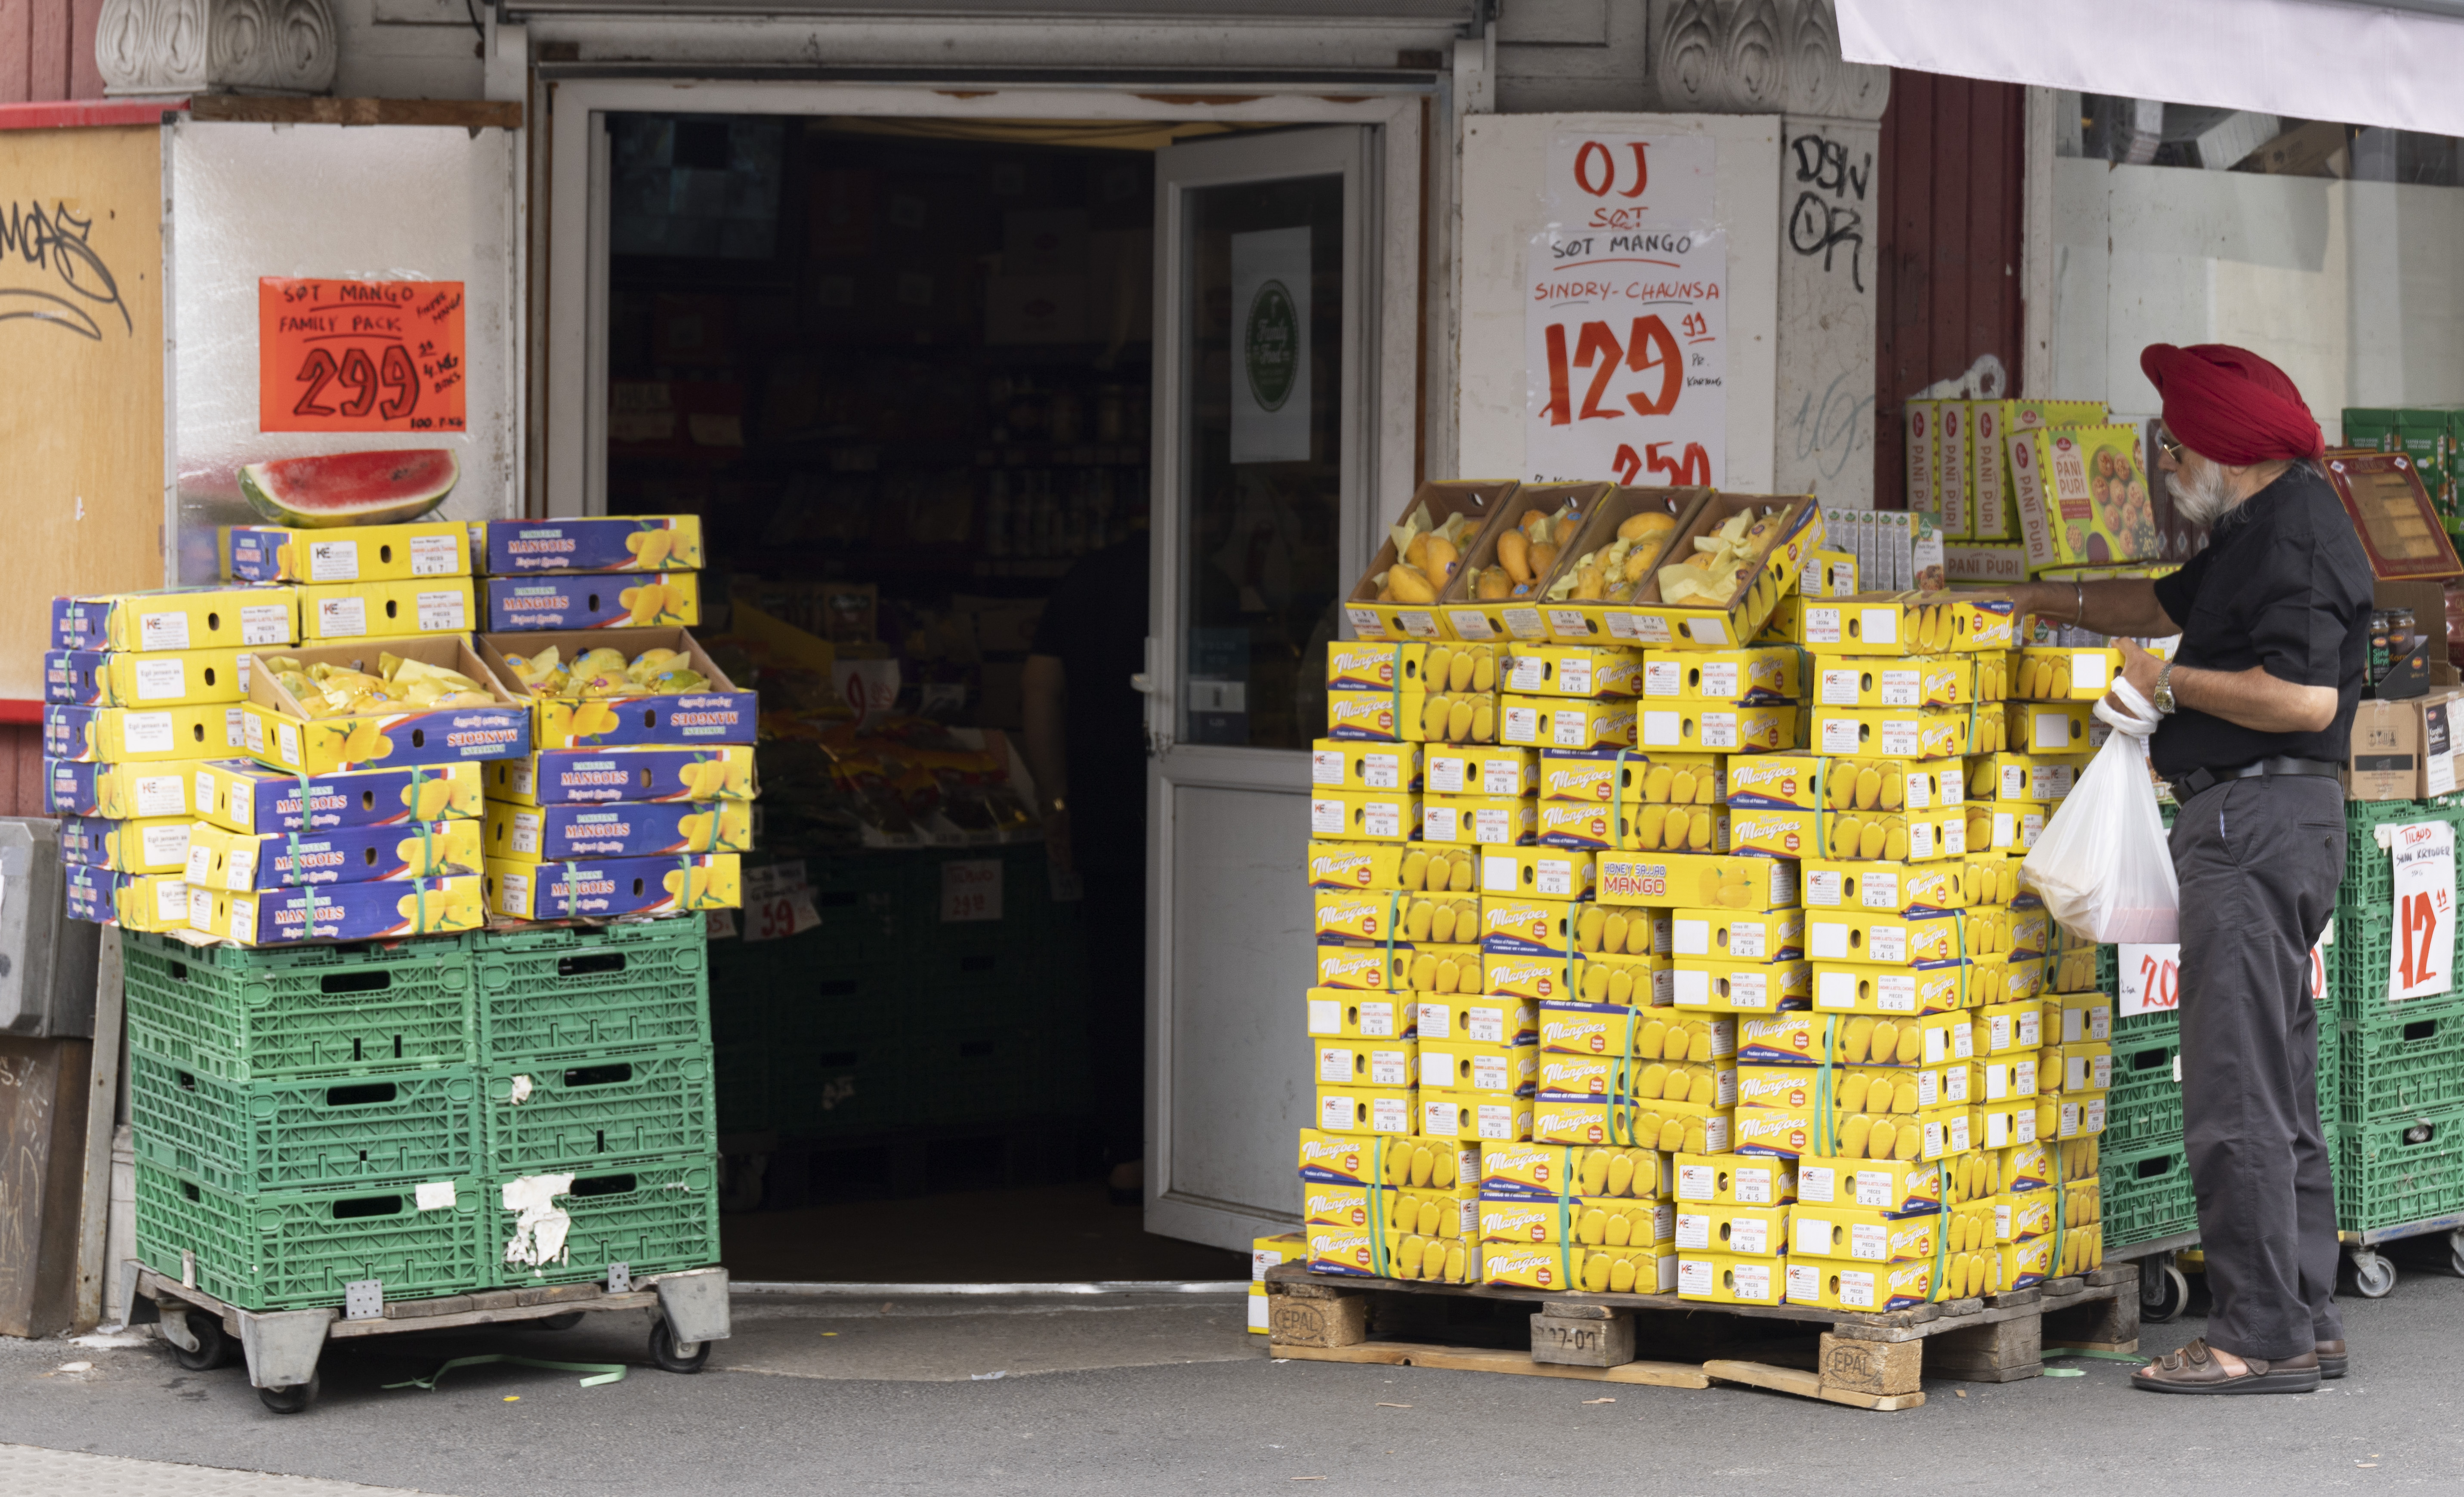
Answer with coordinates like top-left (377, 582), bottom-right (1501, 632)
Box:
top-left (259, 278), bottom-right (466, 434)
top-left (1524, 134), bottom-right (1725, 488)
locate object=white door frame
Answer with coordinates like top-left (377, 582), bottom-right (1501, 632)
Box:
top-left (1145, 125), bottom-right (1375, 1248)
top-left (543, 79), bottom-right (1429, 533)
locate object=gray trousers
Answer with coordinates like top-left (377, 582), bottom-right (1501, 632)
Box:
top-left (2170, 774), bottom-right (2346, 1361)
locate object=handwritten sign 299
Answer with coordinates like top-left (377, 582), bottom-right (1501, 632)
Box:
top-left (259, 278), bottom-right (466, 434)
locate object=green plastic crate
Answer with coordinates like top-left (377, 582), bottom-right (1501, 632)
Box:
top-left (129, 1048), bottom-right (479, 1194)
top-left (2103, 1141), bottom-right (2199, 1250)
top-left (119, 929), bottom-right (473, 1083)
top-left (2104, 1029), bottom-right (2182, 1148)
top-left (482, 1047), bottom-right (716, 1173)
top-left (2336, 1107), bottom-right (2464, 1234)
top-left (2336, 994), bottom-right (2464, 1126)
top-left (491, 1151), bottom-right (721, 1288)
top-left (469, 917), bottom-right (709, 1066)
top-left (134, 1161), bottom-right (484, 1310)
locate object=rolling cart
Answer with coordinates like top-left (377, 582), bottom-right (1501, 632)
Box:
top-left (119, 1261), bottom-right (730, 1414)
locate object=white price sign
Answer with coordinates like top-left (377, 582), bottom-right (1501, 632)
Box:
top-left (1524, 134), bottom-right (1725, 486)
top-left (744, 888), bottom-right (820, 943)
top-left (2119, 929), bottom-right (2335, 1017)
top-left (2389, 821), bottom-right (2456, 1000)
top-left (941, 858), bottom-right (1004, 923)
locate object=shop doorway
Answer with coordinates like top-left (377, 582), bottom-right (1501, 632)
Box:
top-left (579, 104), bottom-right (1401, 1278)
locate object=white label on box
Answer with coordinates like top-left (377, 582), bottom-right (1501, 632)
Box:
top-left (1642, 710), bottom-right (1683, 748)
top-left (509, 809), bottom-right (542, 856)
top-left (120, 710), bottom-right (174, 754)
top-left (1672, 917), bottom-right (1711, 957)
top-left (1818, 668), bottom-right (1860, 706)
top-left (2032, 710), bottom-right (2073, 750)
top-left (1501, 705), bottom-right (1541, 744)
top-left (1475, 1102), bottom-right (1517, 1140)
top-left (132, 658), bottom-right (187, 702)
top-left (1819, 717), bottom-right (1862, 753)
top-left (137, 774), bottom-right (188, 817)
top-left (1729, 1218), bottom-right (1769, 1254)
top-left (2016, 1059), bottom-right (2038, 1095)
top-left (1509, 656), bottom-right (1548, 692)
top-left (308, 540), bottom-right (362, 582)
top-left (1873, 974), bottom-right (1917, 1013)
top-left (1700, 712), bottom-right (1739, 750)
top-left (1360, 753), bottom-right (1401, 790)
top-left (223, 707), bottom-right (244, 749)
top-left (1678, 1257), bottom-right (1718, 1296)
top-left (1731, 919), bottom-right (1768, 960)
top-left (1360, 802), bottom-right (1401, 839)
top-left (240, 604), bottom-right (290, 645)
top-left (1839, 1272), bottom-right (1877, 1309)
top-left (1318, 1048), bottom-right (1353, 1083)
top-left (2001, 764), bottom-right (2027, 801)
top-left (1673, 968), bottom-right (1713, 1007)
top-left (1815, 969), bottom-right (1859, 1010)
top-left (1310, 799), bottom-right (1345, 835)
top-left (1853, 1169), bottom-right (1892, 1208)
top-left (1731, 1262), bottom-right (1772, 1301)
top-left (1804, 607), bottom-right (1843, 645)
top-left (1729, 970), bottom-right (1769, 1009)
top-left (1369, 1049), bottom-right (1410, 1087)
top-left (1426, 754), bottom-right (1467, 794)
top-left (188, 886), bottom-right (214, 932)
top-left (1320, 1094), bottom-right (1353, 1130)
top-left (409, 535), bottom-right (459, 576)
top-left (140, 822), bottom-right (191, 867)
top-left (1910, 821), bottom-right (1936, 859)
top-left (137, 609), bottom-right (190, 651)
top-left (1359, 1001), bottom-right (1398, 1038)
top-left (1675, 1211), bottom-right (1713, 1250)
top-left (416, 590), bottom-right (468, 632)
top-left (1788, 1262), bottom-right (1824, 1304)
top-left (1473, 808), bottom-right (1516, 844)
top-left (1806, 869), bottom-right (1844, 908)
top-left (1994, 812), bottom-right (2016, 849)
top-left (1449, 611), bottom-right (1495, 641)
top-left (1988, 1016), bottom-right (2012, 1052)
top-left (1735, 1165), bottom-right (1776, 1205)
top-left (1311, 750), bottom-right (1344, 786)
top-left (183, 840), bottom-right (213, 886)
top-left (1417, 1054), bottom-right (1450, 1090)
top-left (494, 871), bottom-right (529, 917)
top-left (1698, 662), bottom-right (1738, 699)
top-left (1915, 1069), bottom-right (1941, 1108)
top-left (2019, 1011), bottom-right (2042, 1047)
top-left (1423, 805), bottom-right (1458, 843)
top-left (1800, 1165), bottom-right (1840, 1205)
top-left (317, 596), bottom-right (368, 638)
top-left (1535, 858), bottom-right (1576, 898)
top-left (1906, 772), bottom-right (1933, 810)
top-left (1346, 607), bottom-right (1382, 637)
top-left (1482, 761), bottom-right (1522, 796)
top-left (1415, 1002), bottom-right (1451, 1039)
top-left (2072, 653), bottom-right (2109, 691)
top-left (1868, 923), bottom-right (1906, 963)
top-left (1809, 922), bottom-right (1850, 960)
top-left (1309, 998), bottom-right (1340, 1033)
top-left (1559, 658), bottom-right (1593, 696)
top-left (1861, 870), bottom-right (1899, 909)
top-left (1880, 719), bottom-right (1919, 757)
top-left (1470, 1055), bottom-right (1511, 1090)
top-left (1985, 1111), bottom-right (2011, 1149)
top-left (1401, 1097), bottom-right (1442, 1134)
top-left (1676, 1162), bottom-right (1717, 1201)
top-left (1880, 670), bottom-right (1919, 707)
top-left (153, 878), bottom-right (188, 924)
top-left (1468, 1006), bottom-right (1506, 1044)
top-left (1861, 608), bottom-right (1900, 646)
top-left (1994, 1202), bottom-right (2014, 1240)
top-left (1985, 1062), bottom-right (2010, 1101)
top-left (1613, 611), bottom-right (1670, 644)
top-left (1850, 1222), bottom-right (1890, 1260)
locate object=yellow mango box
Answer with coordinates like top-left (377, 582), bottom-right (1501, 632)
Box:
top-left (2054, 993), bottom-right (2113, 1044)
top-left (1597, 853), bottom-right (1798, 912)
top-left (1304, 988), bottom-right (1415, 1041)
top-left (1311, 738), bottom-right (1422, 793)
top-left (1313, 889), bottom-right (1467, 945)
top-left (1383, 1185), bottom-right (1482, 1241)
top-left (1736, 1009), bottom-right (1973, 1067)
top-left (1809, 654), bottom-right (1974, 710)
top-left (1572, 906), bottom-right (1669, 958)
top-left (479, 627), bottom-right (755, 750)
top-left (1633, 702), bottom-right (1795, 755)
top-left (1542, 800), bottom-right (1727, 855)
top-left (1672, 1151), bottom-right (1796, 1205)
top-left (1479, 1195), bottom-right (1668, 1247)
top-left (1785, 1257), bottom-right (1939, 1311)
top-left (2019, 701), bottom-right (2095, 754)
top-left (1738, 1105), bottom-right (1972, 1162)
top-left (1979, 999), bottom-right (2046, 1054)
top-left (1499, 696), bottom-right (1634, 750)
top-left (1570, 950), bottom-right (1674, 1007)
top-left (1978, 1054), bottom-right (2040, 1104)
top-left (1613, 494), bottom-right (1824, 652)
top-left (482, 853), bottom-right (740, 920)
top-left (1539, 749), bottom-right (1722, 805)
top-left (1971, 751), bottom-right (2089, 805)
top-left (1483, 1240), bottom-right (1667, 1293)
top-left (225, 521), bottom-right (471, 584)
top-left (1312, 944), bottom-right (1408, 992)
top-left (480, 744), bottom-right (756, 808)
top-left (45, 646), bottom-right (255, 708)
top-left (1670, 907), bottom-right (1805, 963)
top-left (1418, 1039), bottom-right (1538, 1096)
top-left (300, 578), bottom-right (478, 641)
top-left (1802, 858), bottom-right (1967, 914)
top-left (1308, 789), bottom-right (1420, 843)
top-left (1316, 1039), bottom-right (1417, 1091)
top-left (1423, 745), bottom-right (1532, 797)
top-left (186, 818), bottom-right (481, 890)
top-left (1326, 639), bottom-right (1436, 691)
top-left (1676, 1251), bottom-right (1786, 1306)
top-left (1312, 1087), bottom-right (1417, 1138)
top-left (1479, 1141), bottom-right (1664, 1201)
top-left (197, 874), bottom-right (484, 946)
top-left (1812, 961), bottom-right (1966, 1018)
top-left (1478, 845), bottom-right (1595, 901)
top-left (1671, 957), bottom-right (1810, 1015)
top-left (1727, 753), bottom-right (1958, 814)
top-left (1504, 644), bottom-right (1645, 698)
top-left (2053, 1094), bottom-right (2107, 1140)
top-left (2016, 647), bottom-right (2120, 702)
top-left (238, 637), bottom-right (531, 775)
top-left (1306, 840), bottom-right (1408, 891)
top-left (1964, 801), bottom-right (2045, 855)
top-left (1991, 1191), bottom-right (2057, 1244)
top-left (1999, 1234), bottom-right (2056, 1291)
top-left (44, 704), bottom-right (244, 764)
top-left (1806, 908), bottom-right (1962, 966)
top-left (1417, 994), bottom-right (1538, 1046)
top-left (192, 759), bottom-right (482, 833)
top-left (1810, 706), bottom-right (1968, 760)
top-left (483, 799), bottom-right (752, 861)
top-left (1794, 1155), bottom-right (1944, 1214)
top-left (1419, 1093), bottom-right (1535, 1142)
top-left (58, 815), bottom-right (193, 875)
top-left (1298, 1130), bottom-right (1473, 1188)
top-left (56, 586), bottom-right (297, 654)
top-left (63, 870), bottom-right (192, 932)
top-left (1789, 1203), bottom-right (1938, 1262)
top-left (1422, 794), bottom-right (1536, 846)
top-left (1637, 646), bottom-right (1800, 705)
top-left (1674, 1202), bottom-right (1787, 1257)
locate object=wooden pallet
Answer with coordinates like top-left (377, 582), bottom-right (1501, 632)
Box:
top-left (1264, 1261), bottom-right (2138, 1411)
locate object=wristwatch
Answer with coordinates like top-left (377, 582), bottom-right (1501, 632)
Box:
top-left (2153, 661), bottom-right (2177, 716)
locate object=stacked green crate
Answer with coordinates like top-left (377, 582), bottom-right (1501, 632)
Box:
top-left (2343, 405), bottom-right (2461, 535)
top-left (467, 917), bottom-right (720, 1287)
top-left (124, 932), bottom-right (489, 1310)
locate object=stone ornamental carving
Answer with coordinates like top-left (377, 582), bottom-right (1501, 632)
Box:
top-left (1652, 0), bottom-right (1889, 121)
top-left (96, 0), bottom-right (337, 96)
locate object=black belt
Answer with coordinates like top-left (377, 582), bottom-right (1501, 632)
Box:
top-left (2174, 756), bottom-right (2343, 799)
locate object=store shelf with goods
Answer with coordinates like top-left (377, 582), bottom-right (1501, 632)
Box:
top-left (2102, 1141), bottom-right (2199, 1253)
top-left (2337, 1105), bottom-right (2464, 1236)
top-left (129, 1049), bottom-right (481, 1196)
top-left (469, 917), bottom-right (711, 1068)
top-left (481, 1047), bottom-right (719, 1176)
top-left (134, 1161), bottom-right (487, 1312)
top-left (489, 1151), bottom-right (723, 1290)
top-left (119, 930), bottom-right (475, 1084)
top-left (2336, 991), bottom-right (2464, 1128)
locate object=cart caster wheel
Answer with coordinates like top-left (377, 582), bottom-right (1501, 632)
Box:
top-left (257, 1374), bottom-right (321, 1415)
top-left (2447, 1228), bottom-right (2464, 1279)
top-left (2140, 1262), bottom-right (2190, 1324)
top-left (171, 1311), bottom-right (236, 1372)
top-left (2352, 1251), bottom-right (2398, 1299)
top-left (526, 1312), bottom-right (586, 1332)
top-left (648, 1318), bottom-right (710, 1374)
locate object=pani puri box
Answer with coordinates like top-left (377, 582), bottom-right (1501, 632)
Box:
top-left (1633, 702), bottom-right (1795, 754)
top-left (45, 647), bottom-right (254, 708)
top-left (1478, 1141), bottom-right (1664, 1201)
top-left (1308, 789), bottom-right (1420, 843)
top-left (1670, 907), bottom-right (1806, 962)
top-left (1808, 655), bottom-right (1973, 710)
top-left (1790, 1203), bottom-right (1939, 1262)
top-left (1311, 738), bottom-right (1423, 793)
top-left (1418, 994), bottom-right (1538, 1045)
top-left (481, 853), bottom-right (740, 920)
top-left (196, 758), bottom-right (482, 833)
top-left (1538, 748), bottom-right (1721, 804)
top-left (58, 816), bottom-right (192, 874)
top-left (1795, 1155), bottom-right (1944, 1214)
top-left (1316, 1039), bottom-right (1417, 1090)
top-left (1802, 858), bottom-right (1967, 913)
top-left (197, 874), bottom-right (483, 945)
top-left (1504, 645), bottom-right (1645, 698)
top-left (1670, 957), bottom-right (1811, 1014)
top-left (1676, 1251), bottom-right (1785, 1306)
top-left (1499, 695), bottom-right (1634, 750)
top-left (184, 819), bottom-right (480, 890)
top-left (55, 586), bottom-right (298, 653)
top-left (65, 868), bottom-right (191, 931)
top-left (1419, 1093), bottom-right (1534, 1142)
top-left (1812, 961), bottom-right (1966, 1017)
top-left (225, 522), bottom-right (471, 584)
top-left (45, 704), bottom-right (245, 764)
top-left (1422, 793), bottom-right (1535, 846)
top-left (1785, 1257), bottom-right (1939, 1311)
top-left (1596, 852), bottom-right (1799, 912)
top-left (483, 515), bottom-right (704, 574)
top-left (1423, 745), bottom-right (1531, 797)
top-left (1478, 844), bottom-right (1596, 900)
top-left (483, 799), bottom-right (753, 861)
top-left (1305, 989), bottom-right (1415, 1041)
top-left (1674, 1202), bottom-right (1787, 1256)
top-left (1806, 908), bottom-right (1961, 966)
top-left (1672, 1151), bottom-right (1796, 1205)
top-left (483, 745), bottom-right (756, 806)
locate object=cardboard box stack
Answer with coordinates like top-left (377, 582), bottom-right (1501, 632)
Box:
top-left (47, 587), bottom-right (302, 933)
top-left (479, 515), bottom-right (706, 633)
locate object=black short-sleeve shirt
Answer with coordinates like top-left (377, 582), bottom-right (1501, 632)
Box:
top-left (2147, 465), bottom-right (2374, 780)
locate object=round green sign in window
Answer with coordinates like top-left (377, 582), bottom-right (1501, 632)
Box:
top-left (1244, 279), bottom-right (1299, 413)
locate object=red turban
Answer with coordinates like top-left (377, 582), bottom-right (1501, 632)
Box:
top-left (2140, 343), bottom-right (2325, 465)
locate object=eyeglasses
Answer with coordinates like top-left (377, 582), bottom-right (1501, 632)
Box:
top-left (2157, 429), bottom-right (2185, 465)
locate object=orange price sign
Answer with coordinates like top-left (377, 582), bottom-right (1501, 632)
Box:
top-left (259, 278), bottom-right (466, 435)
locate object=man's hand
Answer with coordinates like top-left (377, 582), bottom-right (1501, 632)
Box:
top-left (2110, 638), bottom-right (2164, 714)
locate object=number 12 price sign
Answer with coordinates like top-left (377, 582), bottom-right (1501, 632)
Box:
top-left (259, 278), bottom-right (466, 434)
top-left (2390, 820), bottom-right (2455, 1000)
top-left (1524, 134), bottom-right (1725, 488)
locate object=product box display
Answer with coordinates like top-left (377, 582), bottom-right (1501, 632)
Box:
top-left (236, 637), bottom-right (529, 775)
top-left (2012, 424), bottom-right (2161, 572)
top-left (224, 521), bottom-right (472, 584)
top-left (46, 759), bottom-right (197, 820)
top-left (197, 875), bottom-right (485, 946)
top-left (58, 815), bottom-right (194, 875)
top-left (194, 758), bottom-right (483, 833)
top-left (1340, 479), bottom-right (1522, 642)
top-left (481, 515), bottom-right (706, 575)
top-left (299, 578), bottom-right (478, 641)
top-left (65, 867), bottom-right (192, 932)
top-left (45, 647), bottom-right (254, 708)
top-left (184, 818), bottom-right (482, 890)
top-left (481, 853), bottom-right (742, 920)
top-left (483, 573), bottom-right (703, 632)
top-left (482, 745), bottom-right (757, 806)
top-left (44, 704), bottom-right (246, 764)
top-left (479, 628), bottom-right (756, 748)
top-left (54, 587), bottom-right (297, 654)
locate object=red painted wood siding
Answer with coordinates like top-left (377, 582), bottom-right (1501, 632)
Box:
top-left (0, 725), bottom-right (44, 816)
top-left (0, 0), bottom-right (106, 105)
top-left (1874, 70), bottom-right (2027, 509)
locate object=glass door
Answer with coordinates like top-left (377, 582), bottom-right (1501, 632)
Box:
top-left (1145, 126), bottom-right (1373, 1249)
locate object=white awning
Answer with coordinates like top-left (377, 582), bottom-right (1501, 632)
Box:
top-left (1835, 0), bottom-right (2464, 139)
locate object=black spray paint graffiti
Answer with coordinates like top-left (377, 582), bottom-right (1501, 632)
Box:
top-left (0, 200), bottom-right (132, 341)
top-left (1785, 132), bottom-right (1871, 293)
top-left (1789, 367), bottom-right (1877, 482)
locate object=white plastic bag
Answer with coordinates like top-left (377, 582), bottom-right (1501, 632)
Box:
top-left (2020, 678), bottom-right (2179, 943)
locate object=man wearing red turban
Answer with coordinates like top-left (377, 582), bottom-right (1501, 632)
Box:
top-left (2006, 344), bottom-right (2373, 1395)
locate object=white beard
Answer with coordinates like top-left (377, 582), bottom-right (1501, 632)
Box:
top-left (2167, 461), bottom-right (2240, 528)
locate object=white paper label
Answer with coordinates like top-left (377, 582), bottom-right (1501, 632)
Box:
top-left (1311, 750), bottom-right (1345, 786)
top-left (1370, 1049), bottom-right (1410, 1087)
top-left (416, 590), bottom-right (468, 631)
top-left (1360, 752), bottom-right (1401, 790)
top-left (1850, 1222), bottom-right (1889, 1260)
top-left (1509, 656), bottom-right (1548, 692)
top-left (1676, 1212), bottom-right (1713, 1250)
top-left (1804, 607), bottom-right (1843, 645)
top-left (1426, 754), bottom-right (1467, 794)
top-left (136, 774), bottom-right (188, 817)
top-left (1309, 799), bottom-right (1344, 835)
top-left (1468, 1007), bottom-right (1506, 1044)
top-left (1319, 1094), bottom-right (1352, 1130)
top-left (130, 658), bottom-right (187, 702)
top-left (2389, 821), bottom-right (2457, 1000)
top-left (1806, 870), bottom-right (1844, 907)
top-left (120, 710), bottom-right (174, 754)
top-left (1853, 1169), bottom-right (1892, 1208)
top-left (1699, 712), bottom-right (1739, 750)
top-left (1905, 772), bottom-right (1932, 809)
top-left (2032, 710), bottom-right (2073, 750)
top-left (1868, 923), bottom-right (1906, 963)
top-left (1423, 805), bottom-right (1459, 843)
top-left (240, 604), bottom-right (290, 645)
top-left (1815, 970), bottom-right (1859, 1010)
top-left (1678, 1258), bottom-right (1717, 1296)
top-left (1729, 970), bottom-right (1769, 1009)
top-left (317, 596), bottom-right (367, 638)
top-left (1642, 710), bottom-right (1683, 748)
top-left (1875, 974), bottom-right (1917, 1013)
top-left (1695, 663), bottom-right (1737, 700)
top-left (1673, 918), bottom-right (1711, 957)
top-left (409, 535), bottom-right (459, 576)
top-left (137, 610), bottom-right (190, 651)
top-left (140, 822), bottom-right (191, 867)
top-left (1536, 858), bottom-right (1575, 898)
top-left (1809, 922), bottom-right (1850, 960)
top-left (308, 540), bottom-right (362, 582)
top-left (1860, 608), bottom-right (1899, 645)
top-left (1474, 1102), bottom-right (1516, 1140)
top-left (1879, 669), bottom-right (1919, 707)
top-left (1502, 705), bottom-right (1541, 744)
top-left (1734, 1166), bottom-right (1774, 1205)
top-left (1559, 658), bottom-right (1593, 696)
top-left (1731, 1262), bottom-right (1772, 1301)
top-left (1309, 998), bottom-right (1340, 1033)
top-left (153, 878), bottom-right (188, 923)
top-left (188, 886), bottom-right (214, 932)
top-left (1730, 919), bottom-right (1767, 960)
top-left (1861, 870), bottom-right (1899, 910)
top-left (1880, 719), bottom-right (1919, 757)
top-left (1728, 1218), bottom-right (1769, 1254)
top-left (1359, 1001), bottom-right (1397, 1038)
top-left (1798, 1165), bottom-right (1836, 1203)
top-left (1361, 802), bottom-right (1402, 839)
top-left (1819, 717), bottom-right (1862, 753)
top-left (1643, 660), bottom-right (1685, 698)
top-left (1676, 1163), bottom-right (1717, 1201)
top-left (2072, 653), bottom-right (2109, 691)
top-left (1482, 761), bottom-right (1522, 796)
top-left (1840, 1272), bottom-right (1877, 1309)
top-left (1473, 807), bottom-right (1516, 844)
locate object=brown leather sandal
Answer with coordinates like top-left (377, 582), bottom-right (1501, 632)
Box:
top-left (2316, 1339), bottom-right (2347, 1380)
top-left (2131, 1337), bottom-right (2321, 1395)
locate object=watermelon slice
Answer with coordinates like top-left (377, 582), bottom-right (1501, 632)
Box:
top-left (238, 450), bottom-right (460, 529)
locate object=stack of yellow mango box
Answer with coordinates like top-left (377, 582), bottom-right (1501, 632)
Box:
top-left (48, 586), bottom-right (303, 932)
top-left (480, 514), bottom-right (706, 632)
top-left (225, 515), bottom-right (481, 645)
